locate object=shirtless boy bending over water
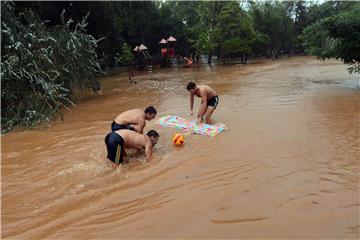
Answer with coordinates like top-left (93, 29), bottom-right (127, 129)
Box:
top-left (111, 106), bottom-right (157, 133)
top-left (104, 129), bottom-right (159, 166)
top-left (186, 81), bottom-right (219, 124)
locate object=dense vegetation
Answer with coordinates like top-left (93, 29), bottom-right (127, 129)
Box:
top-left (1, 0), bottom-right (359, 132)
top-left (301, 2), bottom-right (360, 73)
top-left (1, 2), bottom-right (101, 132)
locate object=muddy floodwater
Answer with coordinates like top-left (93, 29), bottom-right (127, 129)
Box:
top-left (2, 57), bottom-right (359, 239)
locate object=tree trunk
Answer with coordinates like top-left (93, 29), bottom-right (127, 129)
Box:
top-left (207, 53), bottom-right (212, 64)
top-left (128, 65), bottom-right (131, 81)
top-left (198, 56), bottom-right (200, 71)
top-left (275, 50), bottom-right (279, 59)
top-left (220, 48), bottom-right (225, 64)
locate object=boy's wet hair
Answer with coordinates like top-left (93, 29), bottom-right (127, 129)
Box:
top-left (147, 130), bottom-right (159, 138)
top-left (186, 81), bottom-right (196, 91)
top-left (145, 106), bottom-right (157, 115)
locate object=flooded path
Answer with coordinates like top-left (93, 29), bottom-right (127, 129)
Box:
top-left (2, 57), bottom-right (359, 239)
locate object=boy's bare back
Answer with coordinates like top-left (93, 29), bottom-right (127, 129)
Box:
top-left (114, 109), bottom-right (144, 125)
top-left (116, 129), bottom-right (148, 150)
top-left (197, 85), bottom-right (217, 100)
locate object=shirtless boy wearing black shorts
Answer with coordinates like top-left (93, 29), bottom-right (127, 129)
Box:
top-left (111, 106), bottom-right (157, 133)
top-left (186, 81), bottom-right (219, 124)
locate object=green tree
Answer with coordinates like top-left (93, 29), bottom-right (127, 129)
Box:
top-left (292, 1), bottom-right (309, 53)
top-left (213, 1), bottom-right (255, 63)
top-left (252, 31), bottom-right (271, 57)
top-left (1, 2), bottom-right (101, 132)
top-left (115, 43), bottom-right (135, 81)
top-left (168, 1), bottom-right (203, 58)
top-left (249, 1), bottom-right (295, 58)
top-left (190, 1), bottom-right (226, 64)
top-left (301, 3), bottom-right (360, 73)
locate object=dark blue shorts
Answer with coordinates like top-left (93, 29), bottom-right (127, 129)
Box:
top-left (104, 132), bottom-right (125, 165)
top-left (111, 121), bottom-right (136, 132)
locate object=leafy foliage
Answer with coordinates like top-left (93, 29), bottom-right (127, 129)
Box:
top-left (115, 43), bottom-right (134, 66)
top-left (3, 1), bottom-right (359, 132)
top-left (301, 2), bottom-right (360, 73)
top-left (249, 1), bottom-right (295, 57)
top-left (252, 31), bottom-right (271, 56)
top-left (1, 2), bottom-right (101, 132)
top-left (213, 1), bottom-right (255, 61)
top-left (114, 43), bottom-right (134, 81)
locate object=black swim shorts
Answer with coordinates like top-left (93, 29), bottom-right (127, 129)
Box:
top-left (111, 121), bottom-right (136, 132)
top-left (104, 132), bottom-right (125, 165)
top-left (207, 95), bottom-right (219, 108)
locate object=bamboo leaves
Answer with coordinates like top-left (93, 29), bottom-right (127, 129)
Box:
top-left (1, 2), bottom-right (101, 132)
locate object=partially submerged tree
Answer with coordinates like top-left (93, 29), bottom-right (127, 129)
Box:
top-left (1, 2), bottom-right (101, 132)
top-left (252, 31), bottom-right (271, 57)
top-left (301, 2), bottom-right (360, 74)
top-left (190, 30), bottom-right (214, 69)
top-left (213, 1), bottom-right (255, 63)
top-left (189, 1), bottom-right (225, 64)
top-left (115, 43), bottom-right (135, 81)
top-left (249, 1), bottom-right (295, 58)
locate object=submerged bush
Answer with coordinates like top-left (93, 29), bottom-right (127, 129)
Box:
top-left (1, 2), bottom-right (102, 133)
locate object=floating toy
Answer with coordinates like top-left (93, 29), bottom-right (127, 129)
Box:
top-left (172, 133), bottom-right (185, 146)
top-left (158, 115), bottom-right (226, 137)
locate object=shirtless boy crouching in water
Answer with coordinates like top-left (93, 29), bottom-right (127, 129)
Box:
top-left (105, 129), bottom-right (159, 166)
top-left (186, 81), bottom-right (219, 124)
top-left (111, 106), bottom-right (157, 133)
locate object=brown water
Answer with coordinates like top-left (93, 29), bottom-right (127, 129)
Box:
top-left (2, 57), bottom-right (359, 239)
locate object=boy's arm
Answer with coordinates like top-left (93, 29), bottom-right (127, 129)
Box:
top-left (190, 93), bottom-right (194, 115)
top-left (134, 117), bottom-right (145, 134)
top-left (144, 140), bottom-right (153, 161)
